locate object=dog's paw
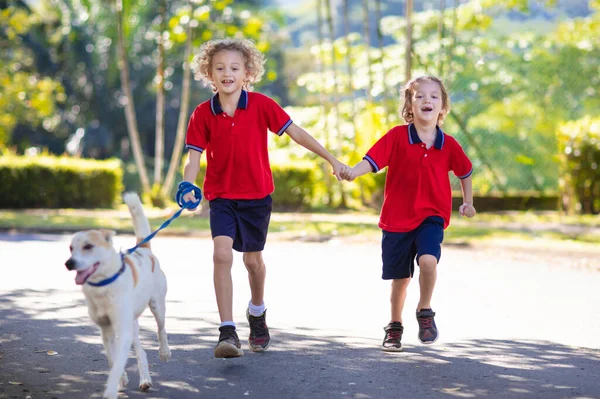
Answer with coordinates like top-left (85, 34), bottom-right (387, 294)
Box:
top-left (139, 378), bottom-right (153, 392)
top-left (159, 346), bottom-right (171, 362)
top-left (118, 372), bottom-right (128, 390)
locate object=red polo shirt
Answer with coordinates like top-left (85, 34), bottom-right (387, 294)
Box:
top-left (364, 124), bottom-right (473, 232)
top-left (185, 90), bottom-right (292, 201)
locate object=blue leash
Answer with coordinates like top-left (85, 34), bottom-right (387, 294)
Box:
top-left (125, 182), bottom-right (202, 255)
top-left (87, 182), bottom-right (201, 287)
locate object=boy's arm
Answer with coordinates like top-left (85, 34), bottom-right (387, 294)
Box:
top-left (340, 160), bottom-right (373, 181)
top-left (285, 123), bottom-right (344, 181)
top-left (182, 149), bottom-right (202, 204)
top-left (458, 175), bottom-right (476, 218)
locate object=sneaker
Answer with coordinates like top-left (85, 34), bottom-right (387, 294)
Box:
top-left (246, 308), bottom-right (270, 352)
top-left (382, 322), bottom-right (404, 352)
top-left (416, 308), bottom-right (438, 344)
top-left (214, 326), bottom-right (244, 358)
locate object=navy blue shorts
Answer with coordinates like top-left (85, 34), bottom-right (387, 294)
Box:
top-left (381, 216), bottom-right (444, 280)
top-left (209, 195), bottom-right (272, 253)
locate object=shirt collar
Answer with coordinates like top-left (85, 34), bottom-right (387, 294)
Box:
top-left (408, 123), bottom-right (445, 150)
top-left (210, 90), bottom-right (248, 115)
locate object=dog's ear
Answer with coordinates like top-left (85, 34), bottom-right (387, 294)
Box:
top-left (99, 229), bottom-right (116, 244)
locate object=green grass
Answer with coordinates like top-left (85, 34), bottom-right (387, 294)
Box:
top-left (0, 209), bottom-right (598, 245)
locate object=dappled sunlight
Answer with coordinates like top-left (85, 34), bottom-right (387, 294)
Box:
top-left (2, 287), bottom-right (600, 398)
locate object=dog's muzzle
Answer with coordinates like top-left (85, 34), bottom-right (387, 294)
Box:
top-left (65, 258), bottom-right (76, 270)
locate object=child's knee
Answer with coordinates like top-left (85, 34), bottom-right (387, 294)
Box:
top-left (243, 253), bottom-right (263, 272)
top-left (418, 254), bottom-right (438, 272)
top-left (392, 278), bottom-right (411, 289)
top-left (213, 247), bottom-right (233, 266)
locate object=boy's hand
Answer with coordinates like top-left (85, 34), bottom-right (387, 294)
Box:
top-left (459, 203), bottom-right (476, 218)
top-left (183, 192), bottom-right (197, 207)
top-left (331, 159), bottom-right (345, 181)
top-left (339, 165), bottom-right (355, 181)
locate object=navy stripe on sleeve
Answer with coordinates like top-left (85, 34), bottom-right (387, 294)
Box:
top-left (363, 155), bottom-right (379, 172)
top-left (277, 119), bottom-right (293, 136)
top-left (185, 145), bottom-right (204, 153)
top-left (457, 168), bottom-right (473, 179)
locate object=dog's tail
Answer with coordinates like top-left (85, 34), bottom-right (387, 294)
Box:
top-left (123, 192), bottom-right (152, 240)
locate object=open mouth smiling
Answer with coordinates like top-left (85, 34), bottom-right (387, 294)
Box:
top-left (75, 262), bottom-right (100, 285)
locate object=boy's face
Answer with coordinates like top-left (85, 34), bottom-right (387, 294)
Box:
top-left (210, 50), bottom-right (249, 95)
top-left (411, 81), bottom-right (444, 125)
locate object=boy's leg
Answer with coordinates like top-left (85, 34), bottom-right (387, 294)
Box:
top-left (243, 251), bottom-right (266, 306)
top-left (416, 254), bottom-right (437, 312)
top-left (213, 235), bottom-right (244, 358)
top-left (414, 218), bottom-right (443, 344)
top-left (381, 229), bottom-right (415, 352)
top-left (243, 251), bottom-right (270, 352)
top-left (390, 278), bottom-right (411, 324)
top-left (382, 278), bottom-right (410, 352)
top-left (213, 236), bottom-right (235, 323)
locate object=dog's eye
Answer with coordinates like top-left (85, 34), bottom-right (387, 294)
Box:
top-left (69, 246), bottom-right (73, 252)
top-left (83, 244), bottom-right (94, 250)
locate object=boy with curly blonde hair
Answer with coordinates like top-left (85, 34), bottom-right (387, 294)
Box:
top-left (341, 75), bottom-right (476, 351)
top-left (181, 38), bottom-right (345, 358)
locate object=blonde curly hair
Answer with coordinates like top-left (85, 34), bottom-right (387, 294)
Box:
top-left (191, 38), bottom-right (266, 92)
top-left (401, 75), bottom-right (450, 125)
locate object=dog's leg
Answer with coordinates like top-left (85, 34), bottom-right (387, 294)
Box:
top-left (149, 289), bottom-right (171, 361)
top-left (100, 325), bottom-right (129, 391)
top-left (132, 319), bottom-right (152, 391)
top-left (103, 313), bottom-right (133, 399)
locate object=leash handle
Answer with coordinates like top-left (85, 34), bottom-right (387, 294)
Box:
top-left (124, 183), bottom-right (202, 255)
top-left (176, 181), bottom-right (202, 210)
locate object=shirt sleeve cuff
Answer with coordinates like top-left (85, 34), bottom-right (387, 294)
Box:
top-left (457, 168), bottom-right (473, 179)
top-left (185, 145), bottom-right (204, 153)
top-left (277, 119), bottom-right (293, 136)
top-left (363, 155), bottom-right (379, 172)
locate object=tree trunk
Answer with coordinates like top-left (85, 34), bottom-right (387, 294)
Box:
top-left (438, 0), bottom-right (446, 75)
top-left (115, 0), bottom-right (151, 194)
top-left (375, 0), bottom-right (388, 103)
top-left (315, 0), bottom-right (333, 206)
top-left (405, 0), bottom-right (413, 83)
top-left (342, 0), bottom-right (357, 142)
top-left (325, 0), bottom-right (347, 208)
top-left (154, 0), bottom-right (167, 185)
top-left (361, 0), bottom-right (374, 103)
top-left (162, 1), bottom-right (194, 197)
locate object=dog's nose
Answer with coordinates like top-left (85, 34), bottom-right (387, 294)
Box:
top-left (65, 258), bottom-right (76, 270)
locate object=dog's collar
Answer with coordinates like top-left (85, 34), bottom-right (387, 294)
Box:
top-left (87, 254), bottom-right (126, 287)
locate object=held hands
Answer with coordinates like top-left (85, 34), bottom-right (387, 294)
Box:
top-left (459, 203), bottom-right (476, 218)
top-left (330, 159), bottom-right (346, 181)
top-left (339, 164), bottom-right (356, 181)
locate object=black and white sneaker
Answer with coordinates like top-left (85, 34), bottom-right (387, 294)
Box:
top-left (382, 321), bottom-right (404, 352)
top-left (214, 325), bottom-right (244, 358)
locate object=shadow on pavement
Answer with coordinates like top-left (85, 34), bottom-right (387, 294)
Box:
top-left (1, 290), bottom-right (599, 399)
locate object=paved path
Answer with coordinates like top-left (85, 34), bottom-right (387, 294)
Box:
top-left (1, 233), bottom-right (599, 398)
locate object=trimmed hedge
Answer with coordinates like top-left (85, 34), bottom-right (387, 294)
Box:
top-left (189, 158), bottom-right (320, 211)
top-left (0, 155), bottom-right (123, 209)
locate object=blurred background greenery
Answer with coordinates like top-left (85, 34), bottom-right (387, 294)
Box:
top-left (1, 0), bottom-right (598, 214)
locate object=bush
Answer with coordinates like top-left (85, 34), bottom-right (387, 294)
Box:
top-left (186, 155), bottom-right (321, 211)
top-left (271, 161), bottom-right (319, 210)
top-left (0, 154), bottom-right (123, 209)
top-left (558, 117), bottom-right (600, 214)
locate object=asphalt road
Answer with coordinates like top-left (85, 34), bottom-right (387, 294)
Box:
top-left (1, 233), bottom-right (599, 399)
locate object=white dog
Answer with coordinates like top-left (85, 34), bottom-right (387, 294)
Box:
top-left (65, 193), bottom-right (171, 399)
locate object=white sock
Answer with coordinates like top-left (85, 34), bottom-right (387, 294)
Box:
top-left (220, 321), bottom-right (235, 328)
top-left (248, 301), bottom-right (265, 317)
